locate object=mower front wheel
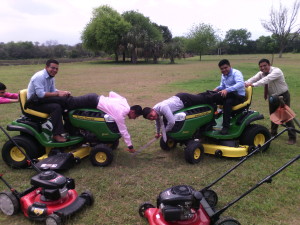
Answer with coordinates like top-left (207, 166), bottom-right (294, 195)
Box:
top-left (0, 191), bottom-right (20, 216)
top-left (240, 124), bottom-right (271, 152)
top-left (45, 213), bottom-right (62, 225)
top-left (214, 216), bottom-right (241, 225)
top-left (81, 191), bottom-right (94, 206)
top-left (2, 135), bottom-right (43, 168)
top-left (184, 140), bottom-right (204, 164)
top-left (203, 189), bottom-right (218, 208)
top-left (160, 137), bottom-right (177, 151)
top-left (89, 144), bottom-right (113, 167)
top-left (139, 202), bottom-right (155, 218)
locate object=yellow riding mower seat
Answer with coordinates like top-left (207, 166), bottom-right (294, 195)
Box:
top-left (218, 86), bottom-right (253, 114)
top-left (19, 89), bottom-right (49, 120)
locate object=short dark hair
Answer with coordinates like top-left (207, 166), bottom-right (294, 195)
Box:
top-left (258, 58), bottom-right (270, 65)
top-left (46, 59), bottom-right (59, 67)
top-left (0, 82), bottom-right (6, 90)
top-left (218, 59), bottom-right (230, 67)
top-left (130, 105), bottom-right (143, 116)
top-left (142, 107), bottom-right (152, 119)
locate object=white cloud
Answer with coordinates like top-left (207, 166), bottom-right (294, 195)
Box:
top-left (0, 0), bottom-right (299, 45)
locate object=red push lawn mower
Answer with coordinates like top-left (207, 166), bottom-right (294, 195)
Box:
top-left (139, 127), bottom-right (300, 225)
top-left (0, 126), bottom-right (93, 225)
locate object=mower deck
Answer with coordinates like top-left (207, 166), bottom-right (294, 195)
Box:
top-left (203, 143), bottom-right (249, 158)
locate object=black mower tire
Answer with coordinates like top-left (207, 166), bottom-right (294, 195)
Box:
top-left (203, 189), bottom-right (218, 208)
top-left (0, 191), bottom-right (20, 216)
top-left (2, 135), bottom-right (43, 168)
top-left (184, 140), bottom-right (204, 164)
top-left (160, 137), bottom-right (177, 151)
top-left (240, 124), bottom-right (271, 152)
top-left (138, 202), bottom-right (155, 218)
top-left (81, 190), bottom-right (94, 206)
top-left (110, 139), bottom-right (119, 150)
top-left (89, 144), bottom-right (113, 167)
top-left (45, 213), bottom-right (62, 225)
top-left (214, 216), bottom-right (241, 225)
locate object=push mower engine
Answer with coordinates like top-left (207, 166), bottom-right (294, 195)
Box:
top-left (157, 185), bottom-right (202, 221)
top-left (0, 169), bottom-right (93, 224)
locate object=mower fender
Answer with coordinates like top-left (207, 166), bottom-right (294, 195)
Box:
top-left (242, 114), bottom-right (264, 127)
top-left (7, 124), bottom-right (34, 136)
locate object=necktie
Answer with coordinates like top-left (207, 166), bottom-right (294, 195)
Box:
top-left (264, 72), bottom-right (269, 100)
top-left (264, 84), bottom-right (268, 100)
top-left (160, 117), bottom-right (167, 142)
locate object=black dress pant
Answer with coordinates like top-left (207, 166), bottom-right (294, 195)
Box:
top-left (30, 103), bottom-right (65, 136)
top-left (28, 94), bottom-right (99, 135)
top-left (212, 92), bottom-right (245, 128)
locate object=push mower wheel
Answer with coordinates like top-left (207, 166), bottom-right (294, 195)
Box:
top-left (160, 137), bottom-right (177, 151)
top-left (240, 124), bottom-right (271, 152)
top-left (203, 189), bottom-right (218, 208)
top-left (45, 213), bottom-right (62, 225)
top-left (89, 144), bottom-right (113, 167)
top-left (214, 216), bottom-right (241, 225)
top-left (2, 135), bottom-right (43, 168)
top-left (184, 140), bottom-right (204, 164)
top-left (81, 191), bottom-right (94, 206)
top-left (139, 202), bottom-right (155, 218)
top-left (0, 191), bottom-right (20, 216)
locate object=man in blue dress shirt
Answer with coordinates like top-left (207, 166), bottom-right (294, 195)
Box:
top-left (27, 59), bottom-right (71, 142)
top-left (213, 59), bottom-right (245, 135)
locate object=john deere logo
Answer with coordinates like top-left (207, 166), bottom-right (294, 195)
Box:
top-left (186, 110), bottom-right (212, 119)
top-left (73, 115), bottom-right (104, 122)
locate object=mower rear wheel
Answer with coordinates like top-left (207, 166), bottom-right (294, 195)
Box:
top-left (203, 189), bottom-right (218, 208)
top-left (139, 202), bottom-right (155, 218)
top-left (81, 191), bottom-right (94, 206)
top-left (0, 191), bottom-right (20, 216)
top-left (184, 140), bottom-right (204, 164)
top-left (90, 144), bottom-right (113, 167)
top-left (45, 213), bottom-right (62, 225)
top-left (160, 137), bottom-right (177, 151)
top-left (214, 216), bottom-right (241, 225)
top-left (240, 124), bottom-right (271, 152)
top-left (2, 135), bottom-right (43, 168)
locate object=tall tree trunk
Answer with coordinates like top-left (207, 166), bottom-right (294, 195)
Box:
top-left (131, 47), bottom-right (137, 64)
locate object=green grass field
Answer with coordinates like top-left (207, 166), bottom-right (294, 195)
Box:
top-left (0, 54), bottom-right (299, 225)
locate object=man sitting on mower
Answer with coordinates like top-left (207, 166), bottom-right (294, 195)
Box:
top-left (26, 59), bottom-right (71, 143)
top-left (213, 59), bottom-right (245, 135)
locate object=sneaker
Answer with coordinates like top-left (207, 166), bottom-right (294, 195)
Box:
top-left (220, 127), bottom-right (229, 135)
top-left (287, 138), bottom-right (296, 145)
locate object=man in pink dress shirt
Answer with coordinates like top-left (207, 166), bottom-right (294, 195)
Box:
top-left (0, 82), bottom-right (18, 104)
top-left (97, 91), bottom-right (142, 153)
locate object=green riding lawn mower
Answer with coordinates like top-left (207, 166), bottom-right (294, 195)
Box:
top-left (1, 89), bottom-right (121, 170)
top-left (159, 86), bottom-right (272, 164)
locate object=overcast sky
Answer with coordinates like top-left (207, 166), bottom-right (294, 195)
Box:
top-left (1, 0), bottom-right (299, 46)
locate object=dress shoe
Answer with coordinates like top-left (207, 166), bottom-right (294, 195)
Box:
top-left (53, 135), bottom-right (67, 143)
top-left (286, 138), bottom-right (296, 145)
top-left (220, 127), bottom-right (229, 135)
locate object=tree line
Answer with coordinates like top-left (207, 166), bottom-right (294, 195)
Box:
top-left (1, 2), bottom-right (299, 63)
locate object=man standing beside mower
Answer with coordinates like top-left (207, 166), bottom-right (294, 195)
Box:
top-left (27, 59), bottom-right (71, 143)
top-left (213, 59), bottom-right (245, 135)
top-left (245, 58), bottom-right (296, 145)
